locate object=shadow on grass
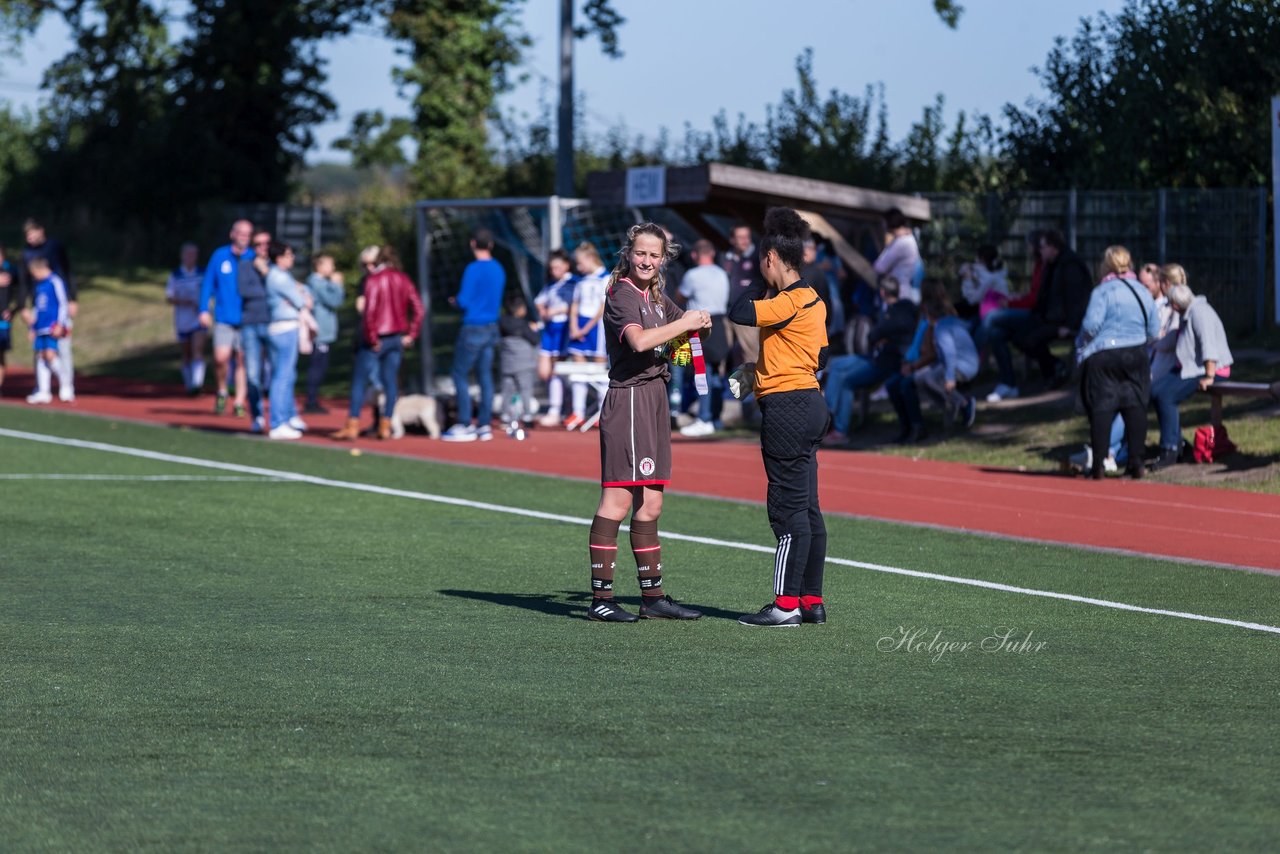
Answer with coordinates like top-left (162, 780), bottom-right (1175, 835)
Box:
top-left (438, 588), bottom-right (741, 621)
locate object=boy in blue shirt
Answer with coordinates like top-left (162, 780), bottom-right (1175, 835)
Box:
top-left (25, 256), bottom-right (67, 405)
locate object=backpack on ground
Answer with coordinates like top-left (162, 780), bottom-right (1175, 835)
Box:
top-left (1193, 424), bottom-right (1236, 463)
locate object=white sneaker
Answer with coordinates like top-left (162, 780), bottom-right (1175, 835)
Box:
top-left (679, 420), bottom-right (716, 438)
top-left (250, 416), bottom-right (265, 434)
top-left (268, 424), bottom-right (302, 440)
top-left (442, 424), bottom-right (477, 442)
top-left (476, 425), bottom-right (493, 441)
top-left (1103, 455), bottom-right (1119, 475)
top-left (288, 416), bottom-right (308, 432)
top-left (869, 387), bottom-right (889, 402)
top-left (26, 391), bottom-right (53, 405)
top-left (58, 387), bottom-right (76, 402)
top-left (985, 383), bottom-right (1020, 403)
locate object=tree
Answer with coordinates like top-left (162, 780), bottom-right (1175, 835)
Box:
top-left (1004, 0), bottom-right (1280, 189)
top-left (0, 0), bottom-right (369, 223)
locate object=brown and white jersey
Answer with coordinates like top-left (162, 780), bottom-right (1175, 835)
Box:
top-left (602, 277), bottom-right (685, 388)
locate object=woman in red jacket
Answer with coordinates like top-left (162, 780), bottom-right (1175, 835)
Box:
top-left (331, 246), bottom-right (424, 440)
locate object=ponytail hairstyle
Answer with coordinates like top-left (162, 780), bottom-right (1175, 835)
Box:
top-left (609, 221), bottom-right (679, 300)
top-left (759, 206), bottom-right (810, 273)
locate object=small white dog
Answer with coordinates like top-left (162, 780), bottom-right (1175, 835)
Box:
top-left (388, 394), bottom-right (442, 439)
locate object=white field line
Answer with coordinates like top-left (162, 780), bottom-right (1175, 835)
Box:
top-left (3, 426), bottom-right (1279, 637)
top-left (0, 473), bottom-right (287, 482)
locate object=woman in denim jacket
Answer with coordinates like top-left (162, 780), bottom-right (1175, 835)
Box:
top-left (1077, 245), bottom-right (1158, 478)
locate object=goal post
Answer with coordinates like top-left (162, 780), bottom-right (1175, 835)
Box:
top-left (413, 196), bottom-right (588, 390)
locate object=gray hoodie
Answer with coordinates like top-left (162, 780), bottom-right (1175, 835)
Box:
top-left (1175, 295), bottom-right (1232, 380)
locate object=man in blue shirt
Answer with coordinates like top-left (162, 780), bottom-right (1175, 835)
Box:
top-left (442, 229), bottom-right (506, 442)
top-left (199, 219), bottom-right (254, 416)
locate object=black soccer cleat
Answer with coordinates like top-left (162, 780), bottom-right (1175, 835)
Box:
top-left (588, 598), bottom-right (639, 623)
top-left (737, 602), bottom-right (802, 627)
top-left (639, 596), bottom-right (703, 620)
top-left (801, 603), bottom-right (827, 625)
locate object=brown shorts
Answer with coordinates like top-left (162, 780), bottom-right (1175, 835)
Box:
top-left (599, 379), bottom-right (671, 487)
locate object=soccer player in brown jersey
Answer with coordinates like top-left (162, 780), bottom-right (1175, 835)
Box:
top-left (586, 223), bottom-right (711, 623)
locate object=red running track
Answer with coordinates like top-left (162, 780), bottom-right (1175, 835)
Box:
top-left (3, 370), bottom-right (1279, 573)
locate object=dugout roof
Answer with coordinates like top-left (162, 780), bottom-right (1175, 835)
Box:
top-left (585, 162), bottom-right (929, 284)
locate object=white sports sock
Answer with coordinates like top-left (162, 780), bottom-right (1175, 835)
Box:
top-left (57, 337), bottom-right (74, 391)
top-left (547, 375), bottom-right (563, 417)
top-left (192, 359), bottom-right (206, 389)
top-left (36, 358), bottom-right (52, 395)
top-left (571, 380), bottom-right (587, 418)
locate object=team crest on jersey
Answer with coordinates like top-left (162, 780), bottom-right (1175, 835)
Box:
top-left (639, 457), bottom-right (656, 477)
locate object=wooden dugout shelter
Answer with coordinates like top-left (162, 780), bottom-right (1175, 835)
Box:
top-left (585, 162), bottom-right (930, 283)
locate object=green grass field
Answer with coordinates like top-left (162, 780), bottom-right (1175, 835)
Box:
top-left (2, 406), bottom-right (1278, 851)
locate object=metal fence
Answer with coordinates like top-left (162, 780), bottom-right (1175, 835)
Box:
top-left (224, 203), bottom-right (347, 264)
top-left (919, 188), bottom-right (1271, 335)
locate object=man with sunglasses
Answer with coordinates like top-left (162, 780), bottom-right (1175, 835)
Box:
top-left (199, 219), bottom-right (254, 416)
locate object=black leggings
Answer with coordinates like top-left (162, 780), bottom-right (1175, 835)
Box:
top-left (759, 389), bottom-right (831, 597)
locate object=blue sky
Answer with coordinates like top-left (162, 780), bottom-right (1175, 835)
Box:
top-left (1, 0), bottom-right (1126, 163)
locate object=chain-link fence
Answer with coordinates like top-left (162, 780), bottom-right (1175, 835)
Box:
top-left (919, 188), bottom-right (1271, 335)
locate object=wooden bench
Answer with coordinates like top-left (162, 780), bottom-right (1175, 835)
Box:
top-left (1202, 380), bottom-right (1280, 426)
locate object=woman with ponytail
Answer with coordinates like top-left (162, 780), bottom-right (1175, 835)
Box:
top-left (728, 208), bottom-right (831, 627)
top-left (584, 222), bottom-right (711, 623)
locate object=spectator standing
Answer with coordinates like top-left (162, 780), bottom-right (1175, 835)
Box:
top-left (723, 223), bottom-right (764, 367)
top-left (198, 219), bottom-right (253, 417)
top-left (263, 242), bottom-right (310, 440)
top-left (1077, 246), bottom-right (1158, 479)
top-left (873, 208), bottom-right (921, 305)
top-left (17, 219), bottom-right (76, 401)
top-left (23, 256), bottom-right (67, 405)
top-left (333, 246), bottom-right (424, 441)
top-left (0, 246), bottom-right (14, 395)
top-left (1149, 282), bottom-right (1233, 470)
top-left (164, 243), bottom-right (207, 395)
top-left (676, 239), bottom-right (731, 437)
top-left (498, 292), bottom-right (540, 425)
top-left (533, 249), bottom-right (576, 427)
top-left (303, 254), bottom-right (345, 414)
top-left (563, 241), bottom-right (609, 430)
top-left (237, 230), bottom-right (274, 433)
top-left (442, 230), bottom-right (505, 442)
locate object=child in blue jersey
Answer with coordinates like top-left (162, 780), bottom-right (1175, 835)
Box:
top-left (165, 242), bottom-right (206, 395)
top-left (25, 256), bottom-right (67, 405)
top-left (564, 242), bottom-right (610, 429)
top-left (534, 249), bottom-right (576, 426)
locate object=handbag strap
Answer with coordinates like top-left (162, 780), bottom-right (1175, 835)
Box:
top-left (1120, 277), bottom-right (1148, 330)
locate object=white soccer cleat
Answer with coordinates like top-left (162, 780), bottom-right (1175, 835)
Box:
top-left (268, 424), bottom-right (303, 440)
top-left (26, 391), bottom-right (53, 405)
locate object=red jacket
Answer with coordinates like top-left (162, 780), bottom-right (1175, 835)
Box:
top-left (362, 267), bottom-right (425, 346)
